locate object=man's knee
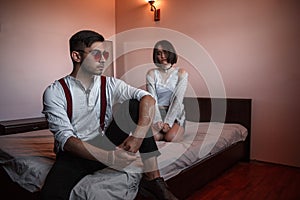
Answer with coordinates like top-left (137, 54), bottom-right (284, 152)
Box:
top-left (112, 99), bottom-right (140, 130)
top-left (129, 99), bottom-right (140, 121)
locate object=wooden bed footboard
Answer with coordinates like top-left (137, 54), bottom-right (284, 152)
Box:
top-left (0, 97), bottom-right (252, 200)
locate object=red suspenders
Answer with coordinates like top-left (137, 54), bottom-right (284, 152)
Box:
top-left (58, 78), bottom-right (73, 120)
top-left (100, 76), bottom-right (107, 132)
top-left (58, 76), bottom-right (107, 132)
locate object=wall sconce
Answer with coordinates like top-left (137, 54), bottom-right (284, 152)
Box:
top-left (148, 1), bottom-right (160, 21)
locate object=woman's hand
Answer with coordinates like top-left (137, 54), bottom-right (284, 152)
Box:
top-left (119, 135), bottom-right (143, 153)
top-left (153, 121), bottom-right (164, 132)
top-left (162, 123), bottom-right (171, 133)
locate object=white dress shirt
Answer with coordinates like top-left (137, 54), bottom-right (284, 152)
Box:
top-left (43, 75), bottom-right (150, 152)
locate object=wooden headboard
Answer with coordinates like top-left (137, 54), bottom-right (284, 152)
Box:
top-left (0, 117), bottom-right (48, 135)
top-left (184, 97), bottom-right (251, 131)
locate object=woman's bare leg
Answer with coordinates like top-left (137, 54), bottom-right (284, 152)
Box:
top-left (164, 123), bottom-right (184, 142)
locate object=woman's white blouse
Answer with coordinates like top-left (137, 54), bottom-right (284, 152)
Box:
top-left (146, 67), bottom-right (188, 127)
top-left (155, 69), bottom-right (178, 107)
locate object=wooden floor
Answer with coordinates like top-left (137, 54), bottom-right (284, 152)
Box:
top-left (186, 161), bottom-right (300, 200)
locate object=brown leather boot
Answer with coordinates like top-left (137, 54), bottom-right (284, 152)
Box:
top-left (139, 177), bottom-right (179, 200)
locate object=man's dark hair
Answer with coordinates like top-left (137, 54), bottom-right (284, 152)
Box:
top-left (69, 30), bottom-right (104, 53)
top-left (153, 40), bottom-right (178, 67)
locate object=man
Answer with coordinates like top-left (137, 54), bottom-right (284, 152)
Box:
top-left (41, 30), bottom-right (178, 200)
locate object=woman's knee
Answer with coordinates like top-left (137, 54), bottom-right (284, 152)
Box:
top-left (164, 126), bottom-right (184, 142)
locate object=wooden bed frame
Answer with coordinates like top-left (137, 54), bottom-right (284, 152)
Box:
top-left (0, 97), bottom-right (251, 200)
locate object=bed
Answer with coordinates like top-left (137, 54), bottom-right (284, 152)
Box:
top-left (0, 97), bottom-right (251, 200)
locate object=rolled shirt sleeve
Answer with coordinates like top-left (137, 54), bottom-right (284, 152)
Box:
top-left (112, 78), bottom-right (152, 104)
top-left (42, 80), bottom-right (76, 152)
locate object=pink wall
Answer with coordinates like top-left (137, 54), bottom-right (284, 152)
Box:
top-left (115, 0), bottom-right (300, 167)
top-left (0, 0), bottom-right (115, 120)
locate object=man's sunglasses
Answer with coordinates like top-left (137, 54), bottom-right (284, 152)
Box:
top-left (77, 49), bottom-right (109, 60)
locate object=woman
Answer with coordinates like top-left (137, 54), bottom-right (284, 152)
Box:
top-left (146, 40), bottom-right (188, 142)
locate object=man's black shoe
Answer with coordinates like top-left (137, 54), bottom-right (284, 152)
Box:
top-left (139, 177), bottom-right (179, 200)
